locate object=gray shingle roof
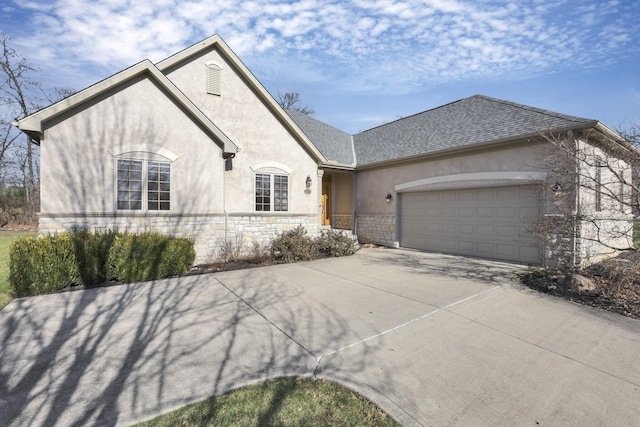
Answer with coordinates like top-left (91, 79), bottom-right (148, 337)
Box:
top-left (286, 109), bottom-right (354, 165)
top-left (352, 95), bottom-right (596, 166)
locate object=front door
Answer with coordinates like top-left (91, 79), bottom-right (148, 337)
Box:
top-left (322, 179), bottom-right (332, 225)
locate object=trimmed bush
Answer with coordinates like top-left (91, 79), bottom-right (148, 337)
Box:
top-left (9, 234), bottom-right (81, 297)
top-left (317, 229), bottom-right (360, 257)
top-left (70, 229), bottom-right (118, 285)
top-left (270, 225), bottom-right (319, 264)
top-left (10, 230), bottom-right (195, 296)
top-left (107, 232), bottom-right (195, 282)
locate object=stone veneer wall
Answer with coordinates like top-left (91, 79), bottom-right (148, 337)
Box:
top-left (39, 213), bottom-right (319, 265)
top-left (356, 214), bottom-right (397, 247)
top-left (332, 214), bottom-right (354, 231)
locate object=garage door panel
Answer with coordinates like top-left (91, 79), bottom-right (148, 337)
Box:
top-left (400, 185), bottom-right (542, 264)
top-left (459, 224), bottom-right (474, 234)
top-left (458, 241), bottom-right (474, 251)
top-left (478, 225), bottom-right (495, 236)
top-left (477, 189), bottom-right (494, 201)
top-left (459, 208), bottom-right (474, 217)
top-left (476, 242), bottom-right (494, 254)
top-left (477, 207), bottom-right (494, 218)
top-left (497, 207), bottom-right (517, 218)
top-left (497, 225), bottom-right (516, 238)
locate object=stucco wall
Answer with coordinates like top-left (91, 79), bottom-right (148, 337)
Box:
top-left (163, 46), bottom-right (320, 215)
top-left (38, 46), bottom-right (323, 265)
top-left (40, 75), bottom-right (225, 215)
top-left (574, 140), bottom-right (634, 265)
top-left (354, 141), bottom-right (550, 251)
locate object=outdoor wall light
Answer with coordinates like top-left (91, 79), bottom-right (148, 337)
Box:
top-left (306, 175), bottom-right (312, 189)
top-left (386, 193), bottom-right (393, 203)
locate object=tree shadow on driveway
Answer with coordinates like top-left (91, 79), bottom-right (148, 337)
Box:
top-left (0, 264), bottom-right (404, 427)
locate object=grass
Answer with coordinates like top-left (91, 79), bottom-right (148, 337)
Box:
top-left (132, 377), bottom-right (400, 427)
top-left (0, 231), bottom-right (36, 310)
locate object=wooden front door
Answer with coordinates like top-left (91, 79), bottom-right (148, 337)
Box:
top-left (322, 179), bottom-right (332, 225)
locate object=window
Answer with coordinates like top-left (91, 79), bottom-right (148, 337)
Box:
top-left (117, 160), bottom-right (143, 210)
top-left (117, 159), bottom-right (171, 211)
top-left (206, 63), bottom-right (221, 95)
top-left (255, 173), bottom-right (288, 211)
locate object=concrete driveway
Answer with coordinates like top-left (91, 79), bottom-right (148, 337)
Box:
top-left (1, 248), bottom-right (639, 426)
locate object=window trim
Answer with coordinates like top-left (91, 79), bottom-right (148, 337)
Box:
top-left (116, 157), bottom-right (172, 212)
top-left (254, 170), bottom-right (290, 212)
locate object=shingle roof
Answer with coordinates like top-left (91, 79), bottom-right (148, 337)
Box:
top-left (352, 94), bottom-right (597, 166)
top-left (286, 109), bottom-right (355, 165)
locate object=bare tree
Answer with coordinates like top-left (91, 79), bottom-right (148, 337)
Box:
top-left (0, 33), bottom-right (74, 224)
top-left (534, 128), bottom-right (639, 267)
top-left (277, 91), bottom-right (314, 115)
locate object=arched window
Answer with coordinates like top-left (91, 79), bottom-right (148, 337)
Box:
top-left (252, 162), bottom-right (291, 212)
top-left (115, 152), bottom-right (173, 211)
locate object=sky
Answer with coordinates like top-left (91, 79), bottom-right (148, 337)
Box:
top-left (1, 0), bottom-right (639, 134)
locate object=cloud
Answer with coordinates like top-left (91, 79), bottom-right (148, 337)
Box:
top-left (4, 0), bottom-right (640, 95)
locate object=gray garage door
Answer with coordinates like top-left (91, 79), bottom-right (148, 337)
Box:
top-left (400, 185), bottom-right (542, 264)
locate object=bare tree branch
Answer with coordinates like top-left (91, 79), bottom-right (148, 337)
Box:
top-left (277, 91), bottom-right (314, 115)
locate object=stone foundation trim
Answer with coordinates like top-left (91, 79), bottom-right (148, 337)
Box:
top-left (356, 214), bottom-right (397, 247)
top-left (332, 214), bottom-right (354, 231)
top-left (39, 212), bottom-right (319, 265)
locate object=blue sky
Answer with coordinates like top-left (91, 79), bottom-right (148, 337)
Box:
top-left (2, 0), bottom-right (639, 134)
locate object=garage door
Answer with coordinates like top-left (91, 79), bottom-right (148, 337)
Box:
top-left (400, 185), bottom-right (542, 264)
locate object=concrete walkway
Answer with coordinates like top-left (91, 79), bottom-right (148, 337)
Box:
top-left (1, 248), bottom-right (639, 426)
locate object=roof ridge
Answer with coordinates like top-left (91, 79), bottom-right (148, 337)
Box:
top-left (285, 109), bottom-right (351, 136)
top-left (356, 97), bottom-right (469, 135)
top-left (474, 94), bottom-right (595, 124)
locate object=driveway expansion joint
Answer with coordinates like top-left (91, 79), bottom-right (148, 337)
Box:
top-left (313, 286), bottom-right (500, 376)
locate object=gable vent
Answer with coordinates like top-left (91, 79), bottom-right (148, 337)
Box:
top-left (206, 63), bottom-right (221, 96)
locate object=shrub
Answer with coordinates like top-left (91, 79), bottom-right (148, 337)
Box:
top-left (70, 229), bottom-right (118, 285)
top-left (107, 232), bottom-right (195, 282)
top-left (217, 234), bottom-right (245, 263)
top-left (317, 229), bottom-right (360, 257)
top-left (10, 230), bottom-right (195, 296)
top-left (9, 234), bottom-right (81, 297)
top-left (270, 225), bottom-right (319, 264)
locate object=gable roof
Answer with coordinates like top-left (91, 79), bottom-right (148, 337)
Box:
top-left (156, 35), bottom-right (326, 163)
top-left (14, 59), bottom-right (239, 154)
top-left (285, 109), bottom-right (355, 167)
top-left (352, 94), bottom-right (598, 166)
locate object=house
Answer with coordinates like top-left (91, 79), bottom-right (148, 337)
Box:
top-left (14, 35), bottom-right (635, 267)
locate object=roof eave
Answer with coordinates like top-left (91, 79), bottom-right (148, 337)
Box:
top-left (14, 58), bottom-right (238, 155)
top-left (320, 161), bottom-right (356, 171)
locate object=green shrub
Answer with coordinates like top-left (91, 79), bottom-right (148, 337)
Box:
top-left (317, 229), bottom-right (360, 257)
top-left (9, 234), bottom-right (81, 297)
top-left (70, 229), bottom-right (118, 285)
top-left (270, 225), bottom-right (319, 264)
top-left (9, 230), bottom-right (194, 296)
top-left (107, 232), bottom-right (195, 282)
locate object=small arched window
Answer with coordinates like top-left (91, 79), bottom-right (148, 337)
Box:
top-left (206, 63), bottom-right (221, 96)
top-left (251, 163), bottom-right (292, 212)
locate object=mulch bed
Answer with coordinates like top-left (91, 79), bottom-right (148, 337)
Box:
top-left (520, 253), bottom-right (640, 320)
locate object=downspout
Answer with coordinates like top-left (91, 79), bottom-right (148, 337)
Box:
top-left (222, 153), bottom-right (235, 241)
top-left (572, 132), bottom-right (579, 268)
